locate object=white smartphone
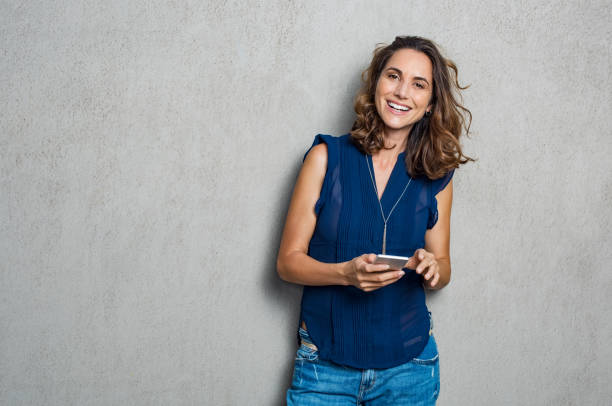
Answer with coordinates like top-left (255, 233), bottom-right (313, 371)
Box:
top-left (373, 254), bottom-right (410, 270)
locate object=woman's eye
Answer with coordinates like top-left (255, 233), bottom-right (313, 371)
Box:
top-left (415, 82), bottom-right (425, 89)
top-left (388, 73), bottom-right (399, 80)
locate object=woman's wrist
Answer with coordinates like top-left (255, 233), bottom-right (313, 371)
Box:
top-left (336, 261), bottom-right (351, 286)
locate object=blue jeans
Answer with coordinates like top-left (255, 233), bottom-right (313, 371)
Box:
top-left (286, 326), bottom-right (440, 405)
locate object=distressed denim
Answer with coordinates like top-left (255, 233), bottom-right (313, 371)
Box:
top-left (286, 324), bottom-right (440, 405)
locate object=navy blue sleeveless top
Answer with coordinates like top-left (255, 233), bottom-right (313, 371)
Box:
top-left (297, 133), bottom-right (454, 369)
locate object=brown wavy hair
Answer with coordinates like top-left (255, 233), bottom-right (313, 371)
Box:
top-left (351, 36), bottom-right (475, 180)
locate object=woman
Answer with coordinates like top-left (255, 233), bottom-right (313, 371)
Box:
top-left (277, 36), bottom-right (473, 405)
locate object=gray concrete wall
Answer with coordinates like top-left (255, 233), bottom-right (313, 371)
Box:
top-left (2, 1), bottom-right (610, 404)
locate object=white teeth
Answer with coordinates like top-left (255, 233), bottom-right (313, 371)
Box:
top-left (388, 101), bottom-right (409, 111)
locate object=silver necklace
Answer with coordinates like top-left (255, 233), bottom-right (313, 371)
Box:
top-left (365, 154), bottom-right (412, 254)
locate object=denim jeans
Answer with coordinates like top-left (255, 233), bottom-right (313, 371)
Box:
top-left (286, 324), bottom-right (440, 405)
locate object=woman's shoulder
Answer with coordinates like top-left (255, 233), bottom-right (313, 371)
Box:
top-left (429, 169), bottom-right (455, 196)
top-left (314, 133), bottom-right (352, 143)
top-left (314, 132), bottom-right (351, 143)
top-left (303, 133), bottom-right (352, 160)
top-left (304, 143), bottom-right (328, 167)
top-left (303, 134), bottom-right (333, 162)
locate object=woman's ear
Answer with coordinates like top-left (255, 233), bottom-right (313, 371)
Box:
top-left (427, 101), bottom-right (434, 112)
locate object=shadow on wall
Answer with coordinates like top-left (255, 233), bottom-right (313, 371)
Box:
top-left (261, 157), bottom-right (303, 403)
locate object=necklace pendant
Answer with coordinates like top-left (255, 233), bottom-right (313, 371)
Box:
top-left (382, 223), bottom-right (387, 255)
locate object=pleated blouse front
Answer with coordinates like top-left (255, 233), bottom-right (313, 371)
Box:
top-left (297, 133), bottom-right (454, 369)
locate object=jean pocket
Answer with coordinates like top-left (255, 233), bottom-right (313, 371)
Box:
top-left (295, 328), bottom-right (319, 361)
top-left (295, 342), bottom-right (320, 362)
top-left (410, 334), bottom-right (439, 365)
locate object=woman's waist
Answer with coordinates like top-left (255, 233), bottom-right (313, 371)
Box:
top-left (298, 310), bottom-right (432, 357)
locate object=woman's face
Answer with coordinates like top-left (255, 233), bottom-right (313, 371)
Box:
top-left (374, 48), bottom-right (434, 137)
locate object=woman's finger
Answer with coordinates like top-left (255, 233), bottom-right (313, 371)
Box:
top-left (423, 261), bottom-right (437, 280)
top-left (407, 248), bottom-right (430, 271)
top-left (416, 256), bottom-right (435, 274)
top-left (361, 269), bottom-right (402, 283)
top-left (403, 256), bottom-right (417, 270)
top-left (417, 248), bottom-right (427, 261)
top-left (430, 273), bottom-right (440, 287)
top-left (362, 253), bottom-right (377, 264)
top-left (360, 272), bottom-right (404, 291)
top-left (364, 263), bottom-right (391, 273)
top-left (415, 260), bottom-right (426, 274)
top-left (376, 270), bottom-right (405, 282)
top-left (424, 267), bottom-right (435, 280)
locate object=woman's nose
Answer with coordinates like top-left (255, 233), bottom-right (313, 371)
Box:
top-left (394, 81), bottom-right (411, 99)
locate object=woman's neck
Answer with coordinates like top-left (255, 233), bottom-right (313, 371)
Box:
top-left (374, 128), bottom-right (409, 164)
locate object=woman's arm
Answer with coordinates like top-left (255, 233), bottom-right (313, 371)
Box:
top-left (276, 143), bottom-right (349, 286)
top-left (424, 178), bottom-right (453, 289)
top-left (276, 143), bottom-right (402, 290)
top-left (404, 179), bottom-right (453, 289)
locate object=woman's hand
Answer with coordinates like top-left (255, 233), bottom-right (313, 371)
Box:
top-left (344, 254), bottom-right (405, 292)
top-left (404, 248), bottom-right (441, 288)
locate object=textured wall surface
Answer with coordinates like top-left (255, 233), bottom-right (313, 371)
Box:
top-left (2, 0), bottom-right (611, 405)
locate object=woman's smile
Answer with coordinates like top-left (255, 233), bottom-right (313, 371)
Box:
top-left (386, 100), bottom-right (412, 114)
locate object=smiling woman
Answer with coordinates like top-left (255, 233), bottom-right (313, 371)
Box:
top-left (375, 49), bottom-right (434, 134)
top-left (277, 35), bottom-right (474, 405)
